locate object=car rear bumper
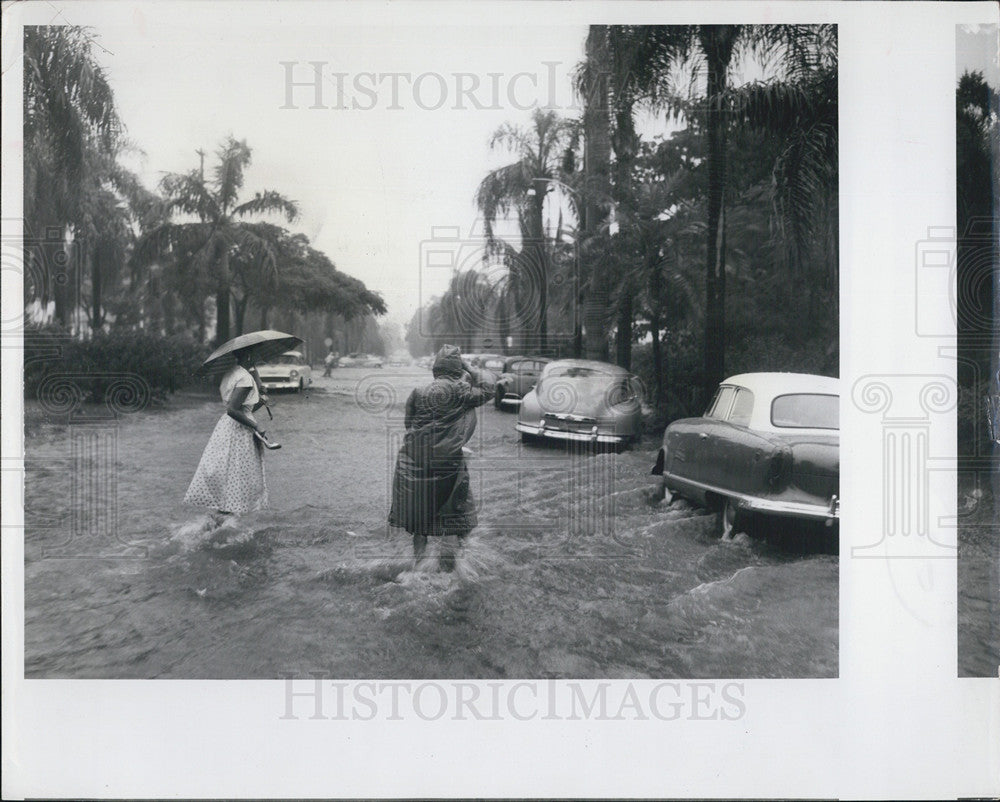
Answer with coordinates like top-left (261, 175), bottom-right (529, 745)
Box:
top-left (663, 471), bottom-right (839, 522)
top-left (516, 421), bottom-right (626, 444)
top-left (742, 494), bottom-right (839, 521)
top-left (260, 378), bottom-right (305, 389)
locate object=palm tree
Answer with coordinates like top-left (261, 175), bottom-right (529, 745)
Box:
top-left (475, 109), bottom-right (576, 353)
top-left (955, 70), bottom-right (998, 425)
top-left (590, 24), bottom-right (835, 398)
top-left (137, 137), bottom-right (298, 344)
top-left (576, 25), bottom-right (615, 360)
top-left (23, 25), bottom-right (122, 327)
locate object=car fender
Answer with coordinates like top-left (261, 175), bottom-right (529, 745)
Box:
top-left (518, 389), bottom-right (541, 423)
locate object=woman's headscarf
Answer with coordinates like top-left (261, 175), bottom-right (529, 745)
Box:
top-left (432, 344), bottom-right (464, 379)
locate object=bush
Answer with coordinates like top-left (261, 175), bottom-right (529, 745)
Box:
top-left (631, 329), bottom-right (704, 429)
top-left (23, 325), bottom-right (210, 406)
top-left (957, 377), bottom-right (995, 458)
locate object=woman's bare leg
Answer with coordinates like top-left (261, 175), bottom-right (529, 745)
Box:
top-left (412, 534), bottom-right (428, 566)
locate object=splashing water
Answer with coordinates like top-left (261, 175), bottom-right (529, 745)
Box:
top-left (24, 369), bottom-right (839, 678)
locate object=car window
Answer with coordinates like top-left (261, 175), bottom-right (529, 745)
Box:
top-left (605, 378), bottom-right (637, 407)
top-left (771, 393), bottom-right (839, 429)
top-left (706, 386), bottom-right (736, 419)
top-left (484, 359), bottom-right (504, 371)
top-left (728, 388), bottom-right (754, 426)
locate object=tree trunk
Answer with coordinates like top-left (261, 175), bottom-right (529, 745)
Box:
top-left (89, 245), bottom-right (102, 332)
top-left (700, 26), bottom-right (735, 401)
top-left (582, 25), bottom-right (612, 362)
top-left (650, 309), bottom-right (663, 411)
top-left (215, 250), bottom-right (231, 345)
top-left (233, 294), bottom-right (248, 336)
top-left (530, 188), bottom-right (548, 354)
top-left (612, 96), bottom-right (638, 371)
top-left (53, 232), bottom-right (74, 329)
top-left (615, 293), bottom-right (632, 370)
top-left (498, 287), bottom-right (510, 355)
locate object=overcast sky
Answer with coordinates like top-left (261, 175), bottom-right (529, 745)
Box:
top-left (956, 24), bottom-right (999, 84)
top-left (35, 4), bottom-right (797, 330)
top-left (63, 6), bottom-right (592, 328)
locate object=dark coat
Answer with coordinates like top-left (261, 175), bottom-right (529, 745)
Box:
top-left (388, 367), bottom-right (492, 537)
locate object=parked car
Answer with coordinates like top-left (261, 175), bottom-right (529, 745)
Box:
top-left (338, 352), bottom-right (383, 368)
top-left (494, 356), bottom-right (550, 409)
top-left (651, 372), bottom-right (839, 537)
top-left (515, 359), bottom-right (643, 448)
top-left (257, 350), bottom-right (312, 393)
top-left (477, 354), bottom-right (507, 382)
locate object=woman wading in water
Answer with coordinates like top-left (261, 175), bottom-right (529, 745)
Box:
top-left (185, 348), bottom-right (274, 518)
top-left (388, 345), bottom-right (493, 570)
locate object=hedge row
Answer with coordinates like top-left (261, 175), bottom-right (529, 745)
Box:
top-left (23, 324), bottom-right (211, 408)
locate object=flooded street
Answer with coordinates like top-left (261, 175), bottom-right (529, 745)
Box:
top-left (25, 366), bottom-right (838, 679)
top-left (958, 481), bottom-right (1000, 677)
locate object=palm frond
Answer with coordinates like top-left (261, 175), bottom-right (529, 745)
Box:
top-left (232, 190), bottom-right (299, 222)
top-left (475, 162), bottom-right (531, 237)
top-left (160, 170), bottom-right (219, 220)
top-left (213, 136), bottom-right (253, 212)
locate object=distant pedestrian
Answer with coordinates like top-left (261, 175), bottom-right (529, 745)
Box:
top-left (323, 349), bottom-right (338, 377)
top-left (388, 344), bottom-right (493, 569)
top-left (185, 348), bottom-right (272, 517)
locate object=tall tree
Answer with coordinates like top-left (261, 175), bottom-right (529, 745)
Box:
top-left (136, 137), bottom-right (298, 344)
top-left (23, 25), bottom-right (122, 327)
top-left (596, 24), bottom-right (835, 398)
top-left (578, 25), bottom-right (615, 360)
top-left (956, 70), bottom-right (998, 428)
top-left (475, 109), bottom-right (576, 353)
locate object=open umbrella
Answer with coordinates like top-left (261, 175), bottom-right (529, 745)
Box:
top-left (197, 330), bottom-right (303, 377)
top-left (199, 330), bottom-right (303, 435)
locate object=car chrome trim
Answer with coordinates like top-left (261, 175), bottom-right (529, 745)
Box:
top-left (663, 471), bottom-right (839, 520)
top-left (516, 422), bottom-right (625, 444)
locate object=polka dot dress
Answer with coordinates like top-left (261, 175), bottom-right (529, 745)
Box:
top-left (184, 367), bottom-right (269, 515)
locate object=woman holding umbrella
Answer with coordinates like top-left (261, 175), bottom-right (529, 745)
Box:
top-left (185, 331), bottom-right (297, 517)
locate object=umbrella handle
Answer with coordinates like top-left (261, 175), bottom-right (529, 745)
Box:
top-left (265, 403), bottom-right (273, 420)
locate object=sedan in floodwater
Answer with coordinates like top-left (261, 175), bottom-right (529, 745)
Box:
top-left (651, 372), bottom-right (840, 537)
top-left (494, 356), bottom-right (550, 409)
top-left (257, 350), bottom-right (312, 393)
top-left (516, 359), bottom-right (644, 448)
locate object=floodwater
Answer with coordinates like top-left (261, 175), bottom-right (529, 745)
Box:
top-left (24, 367), bottom-right (838, 679)
top-left (958, 477), bottom-right (1000, 677)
